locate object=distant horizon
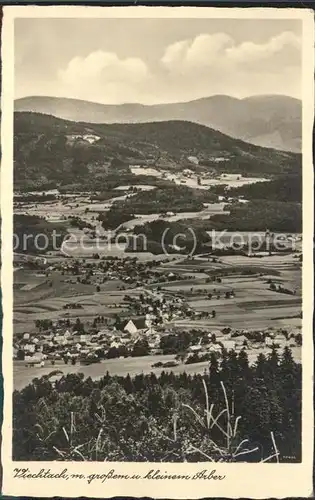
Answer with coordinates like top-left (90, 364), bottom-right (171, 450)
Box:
top-left (14, 92), bottom-right (301, 107)
top-left (15, 18), bottom-right (302, 104)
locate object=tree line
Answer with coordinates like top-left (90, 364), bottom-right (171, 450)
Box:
top-left (13, 347), bottom-right (301, 463)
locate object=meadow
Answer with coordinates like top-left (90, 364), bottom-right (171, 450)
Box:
top-left (14, 346), bottom-right (301, 392)
top-left (14, 268), bottom-right (129, 334)
top-left (14, 244), bottom-right (302, 335)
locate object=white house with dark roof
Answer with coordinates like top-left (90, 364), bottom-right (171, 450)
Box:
top-left (121, 318), bottom-right (149, 336)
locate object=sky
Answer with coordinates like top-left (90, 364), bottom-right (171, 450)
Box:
top-left (14, 18), bottom-right (302, 105)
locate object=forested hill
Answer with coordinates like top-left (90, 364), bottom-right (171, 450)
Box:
top-left (14, 111), bottom-right (301, 189)
top-left (15, 94), bottom-right (302, 152)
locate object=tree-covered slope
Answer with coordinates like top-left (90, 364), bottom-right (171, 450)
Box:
top-left (14, 112), bottom-right (301, 189)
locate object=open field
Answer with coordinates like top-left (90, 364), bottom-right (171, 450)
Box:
top-left (14, 191), bottom-right (136, 232)
top-left (95, 202), bottom-right (227, 234)
top-left (14, 249), bottom-right (301, 334)
top-left (13, 346), bottom-right (301, 392)
top-left (14, 187), bottom-right (227, 230)
top-left (219, 253), bottom-right (302, 268)
top-left (130, 166), bottom-right (269, 189)
top-left (157, 256), bottom-right (302, 329)
top-left (172, 314), bottom-right (301, 330)
top-left (13, 268), bottom-right (132, 333)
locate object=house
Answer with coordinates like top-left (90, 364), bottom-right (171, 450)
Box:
top-left (275, 333), bottom-right (286, 342)
top-left (148, 333), bottom-right (161, 349)
top-left (80, 348), bottom-right (90, 356)
top-left (272, 333), bottom-right (287, 347)
top-left (122, 320), bottom-right (137, 335)
top-left (65, 336), bottom-right (76, 346)
top-left (121, 318), bottom-right (148, 336)
top-left (54, 335), bottom-right (67, 344)
top-left (110, 341), bottom-right (122, 349)
top-left (119, 337), bottom-right (132, 345)
top-left (265, 336), bottom-right (273, 347)
top-left (73, 334), bottom-right (92, 344)
top-left (97, 329), bottom-right (113, 338)
top-left (144, 327), bottom-right (154, 336)
top-left (209, 344), bottom-right (222, 353)
top-left (208, 329), bottom-right (224, 340)
top-left (83, 134), bottom-right (100, 144)
top-left (23, 343), bottom-right (35, 353)
top-left (188, 344), bottom-right (202, 353)
top-left (145, 314), bottom-right (153, 328)
top-left (234, 335), bottom-right (248, 346)
top-left (25, 352), bottom-right (45, 365)
top-left (235, 344), bottom-right (246, 351)
top-left (42, 333), bottom-right (54, 341)
top-left (187, 156), bottom-right (199, 165)
top-left (221, 340), bottom-right (236, 351)
top-left (194, 311), bottom-right (204, 318)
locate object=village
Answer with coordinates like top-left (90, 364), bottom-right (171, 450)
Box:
top-left (13, 174), bottom-right (302, 384)
top-left (14, 252), bottom-right (302, 373)
top-left (14, 307), bottom-right (302, 371)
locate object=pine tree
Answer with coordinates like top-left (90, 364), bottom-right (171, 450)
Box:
top-left (208, 351), bottom-right (220, 399)
top-left (149, 372), bottom-right (158, 386)
top-left (124, 373), bottom-right (134, 394)
top-left (237, 349), bottom-right (251, 384)
top-left (267, 347), bottom-right (280, 382)
top-left (209, 351), bottom-right (219, 377)
top-left (227, 350), bottom-right (239, 382)
top-left (255, 353), bottom-right (267, 380)
top-left (280, 346), bottom-right (295, 373)
top-left (147, 386), bottom-right (163, 415)
top-left (220, 348), bottom-right (229, 382)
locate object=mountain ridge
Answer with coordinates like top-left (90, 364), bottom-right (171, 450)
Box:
top-left (15, 94), bottom-right (301, 153)
top-left (14, 111), bottom-right (300, 190)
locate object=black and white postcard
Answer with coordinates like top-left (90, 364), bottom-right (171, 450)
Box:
top-left (1, 5), bottom-right (314, 498)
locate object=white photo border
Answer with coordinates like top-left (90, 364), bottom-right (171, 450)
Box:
top-left (1, 6), bottom-right (314, 498)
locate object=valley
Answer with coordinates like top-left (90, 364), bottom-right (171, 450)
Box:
top-left (14, 174), bottom-right (302, 390)
top-left (13, 110), bottom-right (302, 391)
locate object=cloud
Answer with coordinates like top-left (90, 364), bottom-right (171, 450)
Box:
top-left (57, 50), bottom-right (150, 103)
top-left (226, 31), bottom-right (301, 65)
top-left (161, 31), bottom-right (301, 73)
top-left (161, 33), bottom-right (233, 73)
top-left (185, 33), bottom-right (233, 67)
top-left (158, 31), bottom-right (301, 101)
top-left (48, 32), bottom-right (301, 105)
